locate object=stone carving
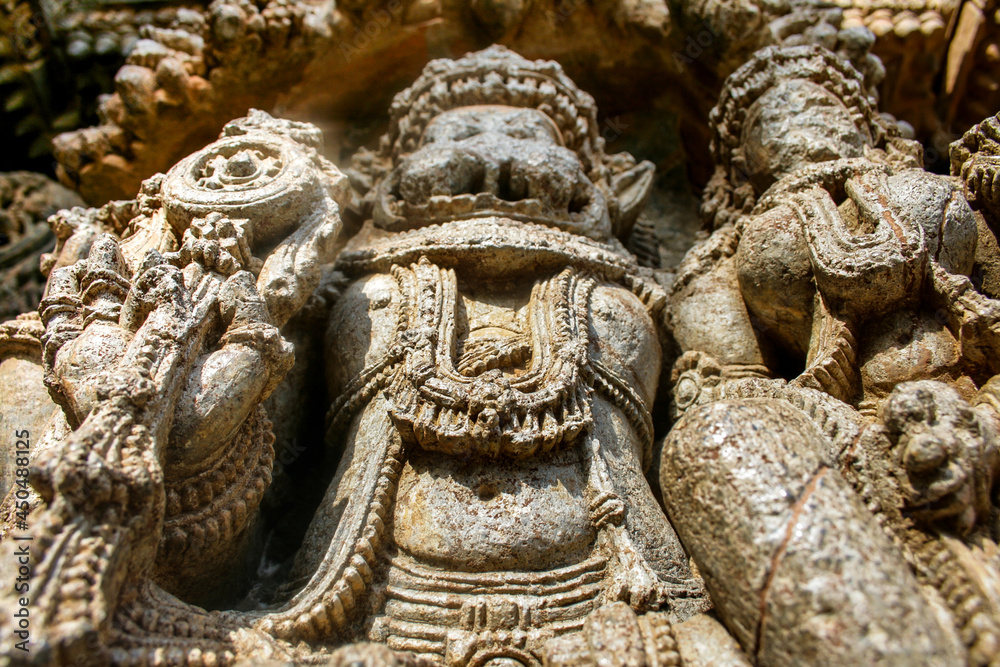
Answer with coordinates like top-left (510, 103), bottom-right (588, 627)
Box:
top-left (43, 0), bottom-right (677, 205)
top-left (3, 41), bottom-right (1000, 667)
top-left (0, 172), bottom-right (85, 322)
top-left (667, 43), bottom-right (1000, 665)
top-left (10, 0), bottom-right (980, 209)
top-left (941, 0), bottom-right (1000, 148)
top-left (0, 108), bottom-right (345, 663)
top-left (0, 47), bottom-right (722, 666)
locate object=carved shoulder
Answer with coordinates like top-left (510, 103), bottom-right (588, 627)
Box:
top-left (588, 282), bottom-right (662, 407)
top-left (324, 272), bottom-right (403, 400)
top-left (667, 233), bottom-right (766, 368)
top-left (736, 202), bottom-right (816, 359)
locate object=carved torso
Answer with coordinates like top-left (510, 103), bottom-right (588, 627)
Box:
top-left (736, 164), bottom-right (981, 407)
top-left (299, 217), bottom-right (697, 664)
top-left (392, 446), bottom-right (595, 572)
top-left (325, 232), bottom-right (662, 574)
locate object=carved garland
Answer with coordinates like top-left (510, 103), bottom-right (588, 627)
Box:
top-left (328, 255), bottom-right (656, 469)
top-left (246, 437), bottom-right (406, 643)
top-left (387, 259), bottom-right (595, 459)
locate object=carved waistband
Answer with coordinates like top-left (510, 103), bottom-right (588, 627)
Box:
top-left (371, 553), bottom-right (608, 665)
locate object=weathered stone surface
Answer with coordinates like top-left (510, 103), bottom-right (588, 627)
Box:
top-left (666, 38), bottom-right (1000, 667)
top-left (1, 28), bottom-right (1000, 667)
top-left (662, 399), bottom-right (959, 665)
top-left (0, 172), bottom-right (84, 322)
top-left (0, 314), bottom-right (57, 500)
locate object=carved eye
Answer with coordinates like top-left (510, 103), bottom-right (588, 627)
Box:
top-left (421, 125), bottom-right (481, 146)
top-left (449, 126), bottom-right (481, 142)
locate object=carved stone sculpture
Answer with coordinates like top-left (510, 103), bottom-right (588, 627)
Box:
top-left (0, 173), bottom-right (84, 320)
top-left (667, 43), bottom-right (1000, 666)
top-left (2, 0), bottom-right (979, 207)
top-left (3, 42), bottom-right (1000, 667)
top-left (0, 47), bottom-right (719, 666)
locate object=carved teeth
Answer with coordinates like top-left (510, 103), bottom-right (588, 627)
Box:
top-left (309, 603), bottom-right (331, 637)
top-left (329, 595), bottom-right (347, 626)
top-left (542, 409), bottom-right (558, 433)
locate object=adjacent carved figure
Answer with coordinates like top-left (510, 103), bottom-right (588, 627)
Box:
top-left (3, 44), bottom-right (1000, 667)
top-left (667, 44), bottom-right (1000, 665)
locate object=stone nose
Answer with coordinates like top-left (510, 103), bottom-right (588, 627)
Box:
top-left (396, 145), bottom-right (487, 203)
top-left (397, 140), bottom-right (580, 207)
top-left (467, 139), bottom-right (579, 205)
top-left (483, 155), bottom-right (527, 203)
top-left (419, 148), bottom-right (526, 201)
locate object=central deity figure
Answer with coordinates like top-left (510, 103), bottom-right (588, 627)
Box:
top-left (252, 47), bottom-right (710, 664)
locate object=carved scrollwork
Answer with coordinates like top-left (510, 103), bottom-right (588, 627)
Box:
top-left (163, 137), bottom-right (321, 251)
top-left (161, 110), bottom-right (348, 253)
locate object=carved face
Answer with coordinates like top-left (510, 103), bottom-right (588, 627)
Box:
top-left (375, 105), bottom-right (611, 238)
top-left (741, 79), bottom-right (867, 194)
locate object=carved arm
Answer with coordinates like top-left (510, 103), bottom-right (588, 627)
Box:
top-left (33, 110), bottom-right (350, 609)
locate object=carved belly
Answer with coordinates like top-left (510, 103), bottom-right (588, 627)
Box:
top-left (860, 311), bottom-right (970, 406)
top-left (392, 448), bottom-right (595, 572)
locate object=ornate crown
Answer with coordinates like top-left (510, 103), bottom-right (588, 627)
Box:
top-left (700, 44), bottom-right (900, 230)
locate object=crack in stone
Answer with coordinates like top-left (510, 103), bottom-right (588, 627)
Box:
top-left (753, 465), bottom-right (830, 663)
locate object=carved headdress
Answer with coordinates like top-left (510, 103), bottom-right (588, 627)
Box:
top-left (380, 46), bottom-right (605, 175)
top-left (702, 44), bottom-right (897, 230)
top-left (353, 46), bottom-right (653, 239)
top-left (951, 111), bottom-right (1000, 213)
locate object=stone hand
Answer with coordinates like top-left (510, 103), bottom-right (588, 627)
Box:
top-left (599, 523), bottom-right (697, 613)
top-left (881, 381), bottom-right (999, 536)
top-left (961, 152), bottom-right (1000, 215)
top-left (41, 231), bottom-right (292, 476)
top-left (928, 262), bottom-right (1000, 373)
top-left (165, 268), bottom-right (292, 475)
top-left (42, 233), bottom-right (158, 425)
top-left (176, 212), bottom-right (260, 278)
top-left (256, 207), bottom-right (342, 328)
top-left (161, 206), bottom-right (339, 472)
top-left (603, 558), bottom-right (669, 612)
